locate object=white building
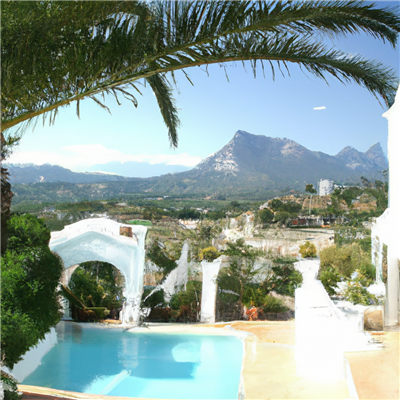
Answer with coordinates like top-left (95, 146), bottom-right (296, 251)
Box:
top-left (371, 85), bottom-right (400, 327)
top-left (318, 179), bottom-right (334, 196)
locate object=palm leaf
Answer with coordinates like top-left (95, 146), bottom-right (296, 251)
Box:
top-left (60, 284), bottom-right (86, 310)
top-left (2, 0), bottom-right (399, 138)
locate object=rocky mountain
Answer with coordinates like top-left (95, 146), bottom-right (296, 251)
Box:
top-left (8, 130), bottom-right (388, 203)
top-left (5, 163), bottom-right (129, 184)
top-left (155, 130), bottom-right (386, 193)
top-left (335, 143), bottom-right (388, 173)
top-left (364, 143), bottom-right (388, 170)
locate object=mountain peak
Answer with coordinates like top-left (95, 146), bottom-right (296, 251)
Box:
top-left (365, 142), bottom-right (388, 170)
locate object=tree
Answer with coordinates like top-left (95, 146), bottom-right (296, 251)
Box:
top-left (1, 215), bottom-right (64, 369)
top-left (258, 208), bottom-right (274, 224)
top-left (305, 184), bottom-right (317, 195)
top-left (2, 1), bottom-right (400, 144)
top-left (68, 262), bottom-right (124, 309)
top-left (223, 239), bottom-right (263, 309)
top-left (305, 183), bottom-right (317, 215)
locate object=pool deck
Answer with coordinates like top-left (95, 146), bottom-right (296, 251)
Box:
top-left (19, 321), bottom-right (399, 400)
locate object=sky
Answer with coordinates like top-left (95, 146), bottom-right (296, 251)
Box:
top-left (6, 1), bottom-right (400, 176)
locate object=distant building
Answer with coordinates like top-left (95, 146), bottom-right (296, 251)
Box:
top-left (318, 179), bottom-right (334, 196)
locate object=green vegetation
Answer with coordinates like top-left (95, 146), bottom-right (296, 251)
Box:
top-left (169, 281), bottom-right (202, 322)
top-left (1, 215), bottom-right (63, 369)
top-left (68, 262), bottom-right (124, 310)
top-left (1, 371), bottom-right (20, 400)
top-left (269, 199), bottom-right (302, 214)
top-left (262, 296), bottom-right (288, 314)
top-left (258, 208), bottom-right (274, 224)
top-left (198, 247), bottom-right (220, 262)
top-left (217, 249), bottom-right (302, 315)
top-left (299, 241), bottom-right (317, 258)
top-left (146, 239), bottom-right (178, 279)
top-left (318, 241), bottom-right (379, 304)
top-left (264, 261), bottom-right (303, 296)
top-left (223, 239), bottom-right (263, 308)
top-left (305, 184), bottom-right (317, 195)
top-left (128, 220), bottom-right (152, 226)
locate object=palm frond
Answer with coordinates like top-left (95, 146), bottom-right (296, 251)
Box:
top-left (146, 73), bottom-right (180, 148)
top-left (60, 284), bottom-right (86, 310)
top-left (2, 0), bottom-right (399, 138)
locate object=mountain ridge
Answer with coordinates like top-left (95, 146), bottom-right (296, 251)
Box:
top-left (7, 130), bottom-right (388, 203)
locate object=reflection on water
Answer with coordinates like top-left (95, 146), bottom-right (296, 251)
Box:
top-left (23, 322), bottom-right (242, 400)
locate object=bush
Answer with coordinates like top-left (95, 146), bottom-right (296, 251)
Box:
top-left (242, 285), bottom-right (267, 308)
top-left (170, 293), bottom-right (181, 310)
top-left (262, 295), bottom-right (287, 313)
top-left (319, 243), bottom-right (368, 279)
top-left (299, 241), bottom-right (317, 258)
top-left (342, 282), bottom-right (379, 305)
top-left (85, 307), bottom-right (110, 320)
top-left (1, 371), bottom-right (20, 400)
top-left (258, 208), bottom-right (274, 224)
top-left (264, 264), bottom-right (303, 296)
top-left (274, 211), bottom-right (290, 224)
top-left (319, 267), bottom-right (342, 296)
top-left (1, 215), bottom-right (63, 369)
top-left (198, 246), bottom-right (220, 262)
top-left (142, 288), bottom-right (166, 309)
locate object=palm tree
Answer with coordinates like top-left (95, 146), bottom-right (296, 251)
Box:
top-left (2, 0), bottom-right (400, 148)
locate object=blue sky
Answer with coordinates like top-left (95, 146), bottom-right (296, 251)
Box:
top-left (7, 1), bottom-right (400, 176)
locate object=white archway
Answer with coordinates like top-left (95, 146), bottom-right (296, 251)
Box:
top-left (50, 218), bottom-right (147, 325)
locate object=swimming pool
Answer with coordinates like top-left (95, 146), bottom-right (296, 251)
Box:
top-left (22, 322), bottom-right (244, 399)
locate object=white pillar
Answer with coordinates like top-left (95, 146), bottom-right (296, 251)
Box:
top-left (386, 247), bottom-right (399, 326)
top-left (382, 85), bottom-right (400, 326)
top-left (200, 259), bottom-right (221, 324)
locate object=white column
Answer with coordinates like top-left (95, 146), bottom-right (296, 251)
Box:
top-left (383, 84), bottom-right (400, 326)
top-left (200, 259), bottom-right (221, 324)
top-left (386, 247), bottom-right (399, 326)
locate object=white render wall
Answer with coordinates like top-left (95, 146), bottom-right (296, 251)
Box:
top-left (10, 328), bottom-right (57, 382)
top-left (372, 85), bottom-right (400, 326)
top-left (382, 85), bottom-right (400, 326)
top-left (200, 259), bottom-right (221, 324)
top-left (50, 218), bottom-right (147, 325)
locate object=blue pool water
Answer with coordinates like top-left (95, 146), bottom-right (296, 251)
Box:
top-left (22, 322), bottom-right (243, 399)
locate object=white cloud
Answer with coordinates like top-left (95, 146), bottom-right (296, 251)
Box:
top-left (313, 106), bottom-right (326, 110)
top-left (7, 144), bottom-right (202, 171)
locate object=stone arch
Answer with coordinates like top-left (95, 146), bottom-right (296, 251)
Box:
top-left (50, 218), bottom-right (147, 325)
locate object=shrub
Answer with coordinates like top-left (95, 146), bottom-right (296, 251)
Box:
top-left (342, 281), bottom-right (379, 305)
top-left (198, 246), bottom-right (220, 262)
top-left (299, 241), bottom-right (317, 258)
top-left (85, 307), bottom-right (110, 320)
top-left (262, 295), bottom-right (287, 313)
top-left (261, 263), bottom-right (303, 297)
top-left (274, 211), bottom-right (290, 224)
top-left (319, 243), bottom-right (369, 279)
top-left (169, 281), bottom-right (202, 311)
top-left (242, 285), bottom-right (266, 308)
top-left (170, 293), bottom-right (181, 310)
top-left (1, 371), bottom-right (20, 400)
top-left (319, 267), bottom-right (342, 296)
top-left (142, 288), bottom-right (166, 309)
top-left (258, 208), bottom-right (274, 224)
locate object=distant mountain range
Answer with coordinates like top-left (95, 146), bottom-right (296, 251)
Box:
top-left (7, 130), bottom-right (387, 203)
top-left (87, 161), bottom-right (191, 178)
top-left (6, 163), bottom-right (129, 184)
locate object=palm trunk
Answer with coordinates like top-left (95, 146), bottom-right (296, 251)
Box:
top-left (0, 132), bottom-right (13, 254)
